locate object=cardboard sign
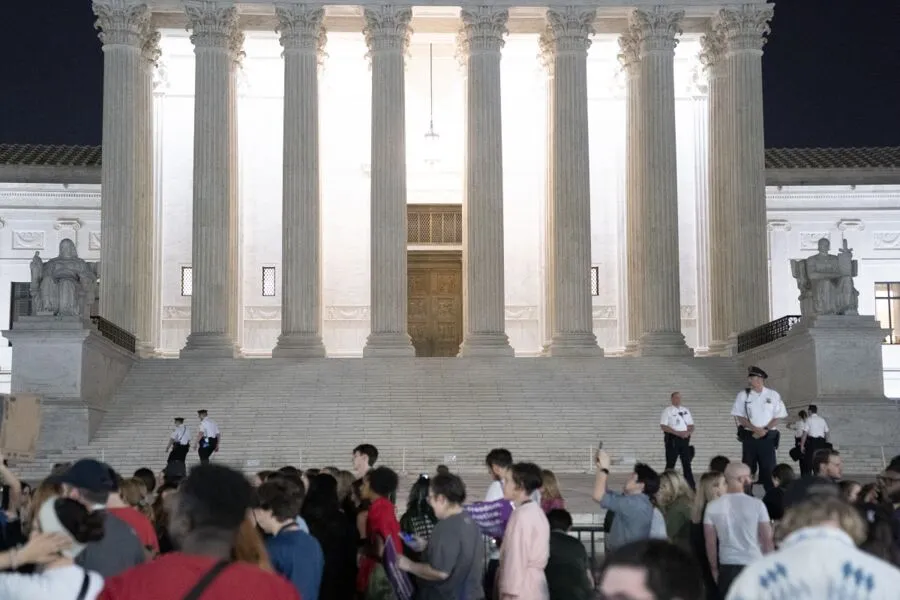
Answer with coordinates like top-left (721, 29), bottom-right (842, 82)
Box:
top-left (0, 394), bottom-right (42, 460)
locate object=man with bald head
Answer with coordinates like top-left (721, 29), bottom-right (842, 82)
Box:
top-left (702, 463), bottom-right (774, 597)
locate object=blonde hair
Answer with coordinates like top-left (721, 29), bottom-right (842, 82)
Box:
top-left (657, 471), bottom-right (694, 509)
top-left (541, 470), bottom-right (562, 501)
top-left (776, 496), bottom-right (867, 545)
top-left (120, 477), bottom-right (153, 521)
top-left (692, 471), bottom-right (724, 523)
top-left (335, 470), bottom-right (355, 504)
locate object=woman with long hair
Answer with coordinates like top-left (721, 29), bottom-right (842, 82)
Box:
top-left (151, 482), bottom-right (178, 554)
top-left (301, 473), bottom-right (358, 600)
top-left (399, 474), bottom-right (437, 542)
top-left (540, 470), bottom-right (565, 513)
top-left (657, 470), bottom-right (694, 549)
top-left (0, 497), bottom-right (105, 599)
top-left (232, 512), bottom-right (273, 572)
top-left (690, 471), bottom-right (726, 600)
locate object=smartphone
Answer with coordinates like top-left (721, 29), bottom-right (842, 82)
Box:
top-left (596, 437), bottom-right (604, 451)
top-left (400, 532), bottom-right (416, 545)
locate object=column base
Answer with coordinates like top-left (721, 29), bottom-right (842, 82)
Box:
top-left (636, 331), bottom-right (694, 357)
top-left (623, 340), bottom-right (641, 356)
top-left (548, 333), bottom-right (604, 357)
top-left (135, 341), bottom-right (158, 359)
top-left (706, 339), bottom-right (731, 357)
top-left (363, 332), bottom-right (414, 357)
top-left (458, 333), bottom-right (514, 357)
top-left (180, 333), bottom-right (240, 359)
top-left (272, 334), bottom-right (326, 359)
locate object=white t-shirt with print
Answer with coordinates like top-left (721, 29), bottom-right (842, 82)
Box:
top-left (704, 493), bottom-right (770, 566)
top-left (0, 565), bottom-right (103, 600)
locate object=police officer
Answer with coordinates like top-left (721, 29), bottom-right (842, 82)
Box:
top-left (800, 404), bottom-right (830, 476)
top-left (731, 366), bottom-right (787, 493)
top-left (165, 417), bottom-right (191, 464)
top-left (660, 391), bottom-right (695, 489)
top-left (196, 409), bottom-right (221, 465)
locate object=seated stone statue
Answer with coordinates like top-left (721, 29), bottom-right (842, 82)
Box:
top-left (30, 239), bottom-right (98, 319)
top-left (790, 237), bottom-right (859, 317)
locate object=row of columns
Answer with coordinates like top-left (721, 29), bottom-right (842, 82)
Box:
top-left (93, 0), bottom-right (771, 358)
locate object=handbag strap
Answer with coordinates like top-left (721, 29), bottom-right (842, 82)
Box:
top-left (75, 572), bottom-right (91, 600)
top-left (182, 560), bottom-right (230, 600)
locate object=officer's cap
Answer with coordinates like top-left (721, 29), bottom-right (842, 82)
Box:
top-left (748, 366), bottom-right (768, 379)
top-left (174, 417), bottom-right (184, 423)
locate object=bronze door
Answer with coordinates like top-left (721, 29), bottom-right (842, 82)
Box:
top-left (408, 253), bottom-right (463, 357)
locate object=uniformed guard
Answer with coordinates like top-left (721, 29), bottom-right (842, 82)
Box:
top-left (196, 409), bottom-right (221, 465)
top-left (660, 391), bottom-right (695, 489)
top-left (165, 417), bottom-right (191, 464)
top-left (800, 404), bottom-right (831, 476)
top-left (731, 366), bottom-right (788, 493)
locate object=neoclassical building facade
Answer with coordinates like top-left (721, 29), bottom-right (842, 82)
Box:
top-left (64, 0), bottom-right (776, 360)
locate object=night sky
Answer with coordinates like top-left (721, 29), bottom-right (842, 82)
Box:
top-left (2, 1), bottom-right (898, 149)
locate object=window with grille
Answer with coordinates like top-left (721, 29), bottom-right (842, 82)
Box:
top-left (591, 266), bottom-right (600, 296)
top-left (8, 282), bottom-right (32, 332)
top-left (262, 266), bottom-right (276, 297)
top-left (876, 282), bottom-right (900, 344)
top-left (181, 266), bottom-right (193, 296)
top-left (407, 205), bottom-right (462, 244)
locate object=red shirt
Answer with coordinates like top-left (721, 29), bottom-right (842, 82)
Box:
top-left (99, 553), bottom-right (300, 600)
top-left (357, 497), bottom-right (401, 592)
top-left (108, 507), bottom-right (159, 553)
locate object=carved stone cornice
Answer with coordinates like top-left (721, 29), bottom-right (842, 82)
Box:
top-left (185, 1), bottom-right (244, 62)
top-left (616, 26), bottom-right (641, 72)
top-left (54, 218), bottom-right (83, 231)
top-left (458, 7), bottom-right (508, 58)
top-left (92, 0), bottom-right (150, 48)
top-left (715, 4), bottom-right (775, 54)
top-left (767, 219), bottom-right (791, 232)
top-left (362, 5), bottom-right (413, 56)
top-left (698, 26), bottom-right (726, 72)
top-left (629, 7), bottom-right (683, 55)
top-left (837, 218), bottom-right (864, 232)
top-left (275, 4), bottom-right (327, 58)
top-left (539, 7), bottom-right (596, 67)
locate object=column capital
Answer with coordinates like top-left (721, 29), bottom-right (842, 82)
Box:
top-left (142, 28), bottom-right (161, 66)
top-left (616, 27), bottom-right (641, 72)
top-left (698, 26), bottom-right (726, 72)
top-left (92, 0), bottom-right (150, 47)
top-left (275, 4), bottom-right (327, 58)
top-left (715, 4), bottom-right (774, 54)
top-left (539, 7), bottom-right (596, 64)
top-left (363, 5), bottom-right (413, 56)
top-left (458, 7), bottom-right (508, 58)
top-left (185, 1), bottom-right (244, 61)
top-left (629, 7), bottom-right (683, 55)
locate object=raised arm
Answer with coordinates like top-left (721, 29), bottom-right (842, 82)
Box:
top-left (0, 453), bottom-right (22, 515)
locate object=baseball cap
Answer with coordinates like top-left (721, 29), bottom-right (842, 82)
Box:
top-left (47, 459), bottom-right (115, 492)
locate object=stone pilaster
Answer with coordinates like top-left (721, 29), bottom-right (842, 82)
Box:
top-left (718, 4), bottom-right (774, 343)
top-left (540, 7), bottom-right (602, 356)
top-left (700, 27), bottom-right (731, 355)
top-left (362, 6), bottom-right (415, 357)
top-left (631, 7), bottom-right (692, 356)
top-left (181, 1), bottom-right (243, 358)
top-left (92, 0), bottom-right (149, 336)
top-left (618, 28), bottom-right (642, 355)
top-left (134, 27), bottom-right (159, 357)
top-left (272, 4), bottom-right (327, 358)
top-left (457, 7), bottom-right (513, 357)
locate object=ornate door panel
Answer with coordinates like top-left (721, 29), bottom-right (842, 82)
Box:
top-left (407, 253), bottom-right (462, 357)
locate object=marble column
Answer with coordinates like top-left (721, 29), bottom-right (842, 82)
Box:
top-left (457, 7), bottom-right (513, 357)
top-left (631, 7), bottom-right (692, 356)
top-left (718, 5), bottom-right (774, 342)
top-left (273, 4), bottom-right (327, 358)
top-left (362, 6), bottom-right (414, 357)
top-left (540, 7), bottom-right (602, 357)
top-left (618, 27), bottom-right (642, 355)
top-left (700, 27), bottom-right (732, 355)
top-left (181, 1), bottom-right (243, 358)
top-left (134, 28), bottom-right (159, 357)
top-left (92, 0), bottom-right (149, 336)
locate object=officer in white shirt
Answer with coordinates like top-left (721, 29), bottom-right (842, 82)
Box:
top-left (165, 417), bottom-right (191, 464)
top-left (731, 366), bottom-right (788, 493)
top-left (196, 409), bottom-right (221, 464)
top-left (660, 391), bottom-right (695, 489)
top-left (800, 404), bottom-right (830, 476)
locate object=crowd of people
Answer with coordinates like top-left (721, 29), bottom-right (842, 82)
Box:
top-left (0, 430), bottom-right (898, 598)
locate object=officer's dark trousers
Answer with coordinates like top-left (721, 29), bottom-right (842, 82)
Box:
top-left (664, 435), bottom-right (695, 489)
top-left (802, 436), bottom-right (828, 476)
top-left (198, 438), bottom-right (218, 465)
top-left (742, 431), bottom-right (777, 493)
top-left (168, 443), bottom-right (189, 464)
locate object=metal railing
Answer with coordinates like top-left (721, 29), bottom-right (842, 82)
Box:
top-left (737, 315), bottom-right (801, 353)
top-left (90, 316), bottom-right (136, 354)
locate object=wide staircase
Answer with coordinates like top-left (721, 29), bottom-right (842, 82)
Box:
top-left (18, 356), bottom-right (886, 481)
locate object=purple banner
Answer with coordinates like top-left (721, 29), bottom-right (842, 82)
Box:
top-left (465, 499), bottom-right (513, 540)
top-left (383, 536), bottom-right (415, 600)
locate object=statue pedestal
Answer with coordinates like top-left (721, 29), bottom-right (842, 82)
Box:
top-left (739, 314), bottom-right (899, 455)
top-left (2, 317), bottom-right (136, 451)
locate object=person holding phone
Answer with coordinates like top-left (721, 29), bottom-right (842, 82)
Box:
top-left (660, 392), bottom-right (695, 489)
